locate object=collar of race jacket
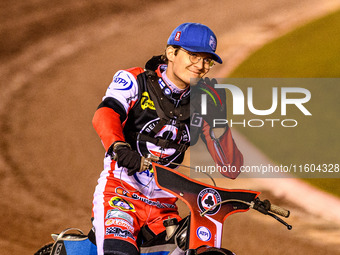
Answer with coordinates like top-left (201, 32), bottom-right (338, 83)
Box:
top-left (156, 65), bottom-right (190, 104)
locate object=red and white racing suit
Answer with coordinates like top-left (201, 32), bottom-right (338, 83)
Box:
top-left (92, 64), bottom-right (243, 255)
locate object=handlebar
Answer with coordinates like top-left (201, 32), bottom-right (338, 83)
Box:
top-left (145, 154), bottom-right (292, 230)
top-left (198, 197), bottom-right (292, 230)
top-left (251, 198), bottom-right (292, 230)
top-left (270, 203), bottom-right (290, 218)
top-left (251, 198), bottom-right (290, 218)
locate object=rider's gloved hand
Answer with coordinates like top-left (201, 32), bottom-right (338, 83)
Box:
top-left (113, 142), bottom-right (142, 176)
top-left (193, 78), bottom-right (226, 126)
top-left (191, 78), bottom-right (227, 128)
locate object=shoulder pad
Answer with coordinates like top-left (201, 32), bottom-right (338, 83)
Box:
top-left (125, 67), bottom-right (145, 79)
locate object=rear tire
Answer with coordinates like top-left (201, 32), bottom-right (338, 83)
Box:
top-left (34, 242), bottom-right (53, 255)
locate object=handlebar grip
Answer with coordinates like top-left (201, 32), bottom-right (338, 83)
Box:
top-left (270, 204), bottom-right (290, 218)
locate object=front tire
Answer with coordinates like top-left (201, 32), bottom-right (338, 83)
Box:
top-left (196, 246), bottom-right (235, 255)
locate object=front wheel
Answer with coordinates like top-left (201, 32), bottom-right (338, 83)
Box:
top-left (196, 246), bottom-right (235, 255)
top-left (34, 242), bottom-right (53, 255)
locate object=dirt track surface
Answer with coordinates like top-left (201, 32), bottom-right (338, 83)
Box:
top-left (1, 0), bottom-right (340, 254)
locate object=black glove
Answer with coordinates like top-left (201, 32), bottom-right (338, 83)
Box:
top-left (114, 144), bottom-right (141, 176)
top-left (191, 77), bottom-right (227, 128)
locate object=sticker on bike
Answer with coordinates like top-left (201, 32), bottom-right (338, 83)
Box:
top-left (197, 188), bottom-right (221, 215)
top-left (196, 226), bottom-right (212, 242)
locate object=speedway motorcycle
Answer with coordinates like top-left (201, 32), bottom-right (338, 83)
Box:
top-left (35, 161), bottom-right (291, 255)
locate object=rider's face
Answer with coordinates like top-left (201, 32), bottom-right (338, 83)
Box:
top-left (166, 47), bottom-right (211, 89)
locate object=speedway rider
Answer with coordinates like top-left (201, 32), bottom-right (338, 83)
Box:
top-left (92, 22), bottom-right (243, 255)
